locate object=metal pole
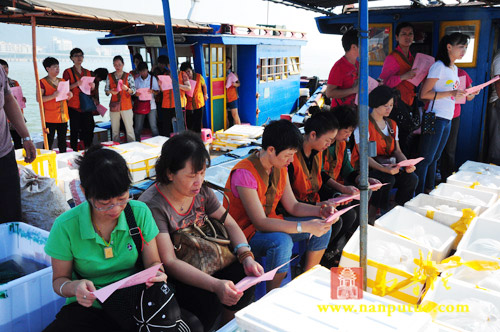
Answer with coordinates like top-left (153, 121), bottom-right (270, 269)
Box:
top-left (161, 0), bottom-right (185, 133)
top-left (31, 16), bottom-right (48, 150)
top-left (358, 0), bottom-right (369, 291)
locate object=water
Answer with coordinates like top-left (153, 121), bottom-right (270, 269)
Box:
top-left (0, 254), bottom-right (49, 284)
top-left (6, 59), bottom-right (132, 135)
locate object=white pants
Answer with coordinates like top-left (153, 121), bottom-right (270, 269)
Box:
top-left (110, 109), bottom-right (135, 142)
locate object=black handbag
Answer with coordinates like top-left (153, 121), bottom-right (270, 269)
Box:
top-left (79, 91), bottom-right (97, 112)
top-left (389, 91), bottom-right (421, 133)
top-left (421, 92), bottom-right (437, 135)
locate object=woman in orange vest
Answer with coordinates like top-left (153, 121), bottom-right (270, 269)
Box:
top-left (38, 57), bottom-right (72, 152)
top-left (379, 22), bottom-right (419, 157)
top-left (1, 59), bottom-right (26, 149)
top-left (226, 57), bottom-right (241, 126)
top-left (105, 55), bottom-right (136, 143)
top-left (181, 62), bottom-right (208, 133)
top-left (63, 48), bottom-right (95, 151)
top-left (224, 120), bottom-right (338, 292)
top-left (351, 85), bottom-right (418, 223)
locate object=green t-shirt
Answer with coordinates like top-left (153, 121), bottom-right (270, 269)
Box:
top-left (45, 200), bottom-right (159, 308)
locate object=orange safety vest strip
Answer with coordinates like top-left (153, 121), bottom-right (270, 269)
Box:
top-left (323, 141), bottom-right (346, 182)
top-left (351, 118), bottom-right (397, 169)
top-left (41, 77), bottom-right (69, 123)
top-left (64, 67), bottom-right (91, 109)
top-left (109, 72), bottom-right (133, 111)
top-left (162, 72), bottom-right (187, 109)
top-left (290, 150), bottom-right (323, 203)
top-left (224, 152), bottom-right (286, 240)
top-left (227, 85), bottom-right (237, 103)
top-left (392, 50), bottom-right (415, 106)
top-left (186, 73), bottom-right (206, 111)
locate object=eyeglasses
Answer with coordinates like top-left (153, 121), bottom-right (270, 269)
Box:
top-left (91, 194), bottom-right (133, 212)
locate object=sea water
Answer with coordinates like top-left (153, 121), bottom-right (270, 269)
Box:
top-left (0, 254), bottom-right (48, 284)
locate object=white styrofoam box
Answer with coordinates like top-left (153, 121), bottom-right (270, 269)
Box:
top-left (430, 183), bottom-right (497, 209)
top-left (0, 222), bottom-right (65, 332)
top-left (142, 136), bottom-right (169, 147)
top-left (340, 225), bottom-right (431, 304)
top-left (113, 141), bottom-right (160, 152)
top-left (120, 150), bottom-right (158, 183)
top-left (405, 194), bottom-right (482, 226)
top-left (421, 277), bottom-right (500, 332)
top-left (235, 266), bottom-right (432, 332)
top-left (459, 160), bottom-right (500, 176)
top-left (479, 199), bottom-right (500, 222)
top-left (447, 171), bottom-right (500, 195)
top-left (456, 217), bottom-right (500, 260)
top-left (375, 206), bottom-right (456, 262)
top-left (55, 151), bottom-right (82, 169)
top-left (222, 125), bottom-right (264, 139)
top-left (56, 168), bottom-right (80, 202)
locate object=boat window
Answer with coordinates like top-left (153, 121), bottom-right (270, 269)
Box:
top-left (290, 57), bottom-right (300, 75)
top-left (369, 24), bottom-right (392, 66)
top-left (276, 57), bottom-right (284, 80)
top-left (204, 45), bottom-right (210, 76)
top-left (440, 20), bottom-right (480, 67)
top-left (267, 58), bottom-right (275, 81)
top-left (211, 64), bottom-right (217, 79)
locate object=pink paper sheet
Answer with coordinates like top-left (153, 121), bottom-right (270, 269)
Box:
top-left (226, 72), bottom-right (238, 89)
top-left (456, 76), bottom-right (466, 104)
top-left (158, 75), bottom-right (172, 90)
top-left (116, 79), bottom-right (123, 92)
top-left (235, 258), bottom-right (296, 292)
top-left (55, 81), bottom-right (70, 102)
top-left (96, 104), bottom-right (108, 116)
top-left (10, 86), bottom-right (26, 108)
top-left (186, 79), bottom-right (197, 97)
top-left (137, 88), bottom-right (153, 101)
top-left (324, 204), bottom-right (359, 223)
top-left (355, 76), bottom-right (378, 105)
top-left (396, 157), bottom-right (424, 168)
top-left (327, 183), bottom-right (388, 205)
top-left (465, 76), bottom-right (500, 96)
top-left (407, 53), bottom-right (435, 86)
top-left (92, 264), bottom-right (162, 302)
top-left (80, 76), bottom-right (95, 95)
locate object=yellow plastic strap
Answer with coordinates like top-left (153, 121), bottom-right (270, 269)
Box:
top-left (426, 210), bottom-right (435, 220)
top-left (420, 300), bottom-right (439, 320)
top-left (469, 181), bottom-right (480, 189)
top-left (450, 208), bottom-right (476, 247)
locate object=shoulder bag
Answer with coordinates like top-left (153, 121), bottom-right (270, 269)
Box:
top-left (109, 73), bottom-right (122, 112)
top-left (421, 92), bottom-right (437, 135)
top-left (133, 76), bottom-right (153, 115)
top-left (71, 68), bottom-right (96, 113)
top-left (171, 184), bottom-right (237, 275)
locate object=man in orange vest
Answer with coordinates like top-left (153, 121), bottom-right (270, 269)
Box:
top-left (224, 120), bottom-right (338, 291)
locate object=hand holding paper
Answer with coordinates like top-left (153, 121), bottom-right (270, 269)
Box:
top-left (158, 75), bottom-right (172, 90)
top-left (10, 86), bottom-right (26, 108)
top-left (465, 76), bottom-right (500, 96)
top-left (235, 258), bottom-right (297, 292)
top-left (116, 79), bottom-right (123, 92)
top-left (327, 183), bottom-right (388, 205)
top-left (324, 204), bottom-right (359, 223)
top-left (79, 76), bottom-right (95, 95)
top-left (55, 81), bottom-right (70, 102)
top-left (407, 53), bottom-right (435, 86)
top-left (186, 79), bottom-right (197, 97)
top-left (455, 76), bottom-right (467, 104)
top-left (96, 104), bottom-right (107, 116)
top-left (136, 88), bottom-right (153, 101)
top-left (226, 72), bottom-right (238, 89)
top-left (396, 157), bottom-right (424, 168)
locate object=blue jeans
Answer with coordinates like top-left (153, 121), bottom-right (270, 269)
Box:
top-left (134, 108), bottom-right (159, 141)
top-left (249, 217), bottom-right (333, 274)
top-left (415, 116), bottom-right (452, 194)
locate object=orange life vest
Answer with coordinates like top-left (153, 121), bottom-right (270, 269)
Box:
top-left (162, 72), bottom-right (187, 109)
top-left (186, 73), bottom-right (206, 111)
top-left (351, 117), bottom-right (397, 169)
top-left (391, 48), bottom-right (415, 106)
top-left (226, 85), bottom-right (237, 103)
top-left (109, 72), bottom-right (133, 111)
top-left (323, 141), bottom-right (346, 182)
top-left (65, 67), bottom-right (92, 109)
top-left (290, 150), bottom-right (323, 204)
top-left (224, 152), bottom-right (287, 240)
top-left (41, 77), bottom-right (69, 123)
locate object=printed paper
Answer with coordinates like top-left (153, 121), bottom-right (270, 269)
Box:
top-left (186, 79), bottom-right (197, 97)
top-left (235, 258), bottom-right (296, 292)
top-left (10, 86), bottom-right (26, 108)
top-left (80, 76), bottom-right (95, 95)
top-left (55, 81), bottom-right (70, 102)
top-left (226, 72), bottom-right (238, 89)
top-left (324, 204), bottom-right (359, 223)
top-left (136, 88), bottom-right (153, 101)
top-left (465, 76), bottom-right (500, 96)
top-left (407, 53), bottom-right (435, 86)
top-left (158, 75), bottom-right (172, 90)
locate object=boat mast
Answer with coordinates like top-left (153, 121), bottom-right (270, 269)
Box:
top-left (31, 16), bottom-right (48, 150)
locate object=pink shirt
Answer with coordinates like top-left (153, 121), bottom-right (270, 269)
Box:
top-left (454, 69), bottom-right (472, 118)
top-left (379, 45), bottom-right (414, 88)
top-left (230, 169), bottom-right (258, 198)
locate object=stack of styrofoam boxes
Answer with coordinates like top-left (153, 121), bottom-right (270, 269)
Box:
top-left (340, 225), bottom-right (431, 305)
top-left (142, 135), bottom-right (169, 148)
top-left (109, 141), bottom-right (163, 183)
top-left (0, 222), bottom-right (65, 331)
top-left (212, 125), bottom-right (263, 151)
top-left (374, 206), bottom-right (457, 262)
top-left (446, 171), bottom-right (500, 195)
top-left (235, 265), bottom-right (432, 331)
top-left (55, 151), bottom-right (82, 202)
top-left (430, 183), bottom-right (497, 213)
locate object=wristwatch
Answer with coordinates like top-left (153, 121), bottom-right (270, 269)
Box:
top-left (296, 222), bottom-right (302, 233)
top-left (22, 136), bottom-right (31, 143)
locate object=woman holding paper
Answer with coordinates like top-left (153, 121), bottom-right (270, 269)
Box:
top-left (351, 85), bottom-right (418, 223)
top-left (38, 57), bottom-right (72, 153)
top-left (63, 48), bottom-right (96, 151)
top-left (139, 132), bottom-right (263, 330)
top-left (226, 56), bottom-right (241, 126)
top-left (416, 33), bottom-right (469, 194)
top-left (182, 62), bottom-right (208, 133)
top-left (44, 145), bottom-right (168, 331)
top-left (0, 59), bottom-right (25, 149)
top-left (133, 61), bottom-right (159, 140)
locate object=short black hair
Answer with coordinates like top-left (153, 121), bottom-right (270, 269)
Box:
top-left (76, 145), bottom-right (131, 200)
top-left (137, 61), bottom-right (149, 72)
top-left (93, 67), bottom-right (109, 81)
top-left (180, 61), bottom-right (192, 72)
top-left (43, 57), bottom-right (59, 71)
top-left (369, 85), bottom-right (395, 109)
top-left (308, 105), bottom-right (322, 116)
top-left (436, 33), bottom-right (470, 67)
top-left (332, 105), bottom-right (358, 129)
top-left (155, 131), bottom-right (210, 185)
top-left (395, 22), bottom-right (415, 36)
top-left (304, 111), bottom-right (339, 137)
top-left (157, 55), bottom-right (170, 65)
top-left (113, 55), bottom-right (124, 64)
top-left (133, 53), bottom-right (144, 63)
top-left (0, 59), bottom-right (8, 67)
top-left (262, 120), bottom-right (303, 155)
top-left (70, 48), bottom-right (84, 58)
top-left (342, 29), bottom-right (358, 52)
